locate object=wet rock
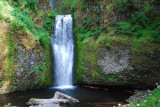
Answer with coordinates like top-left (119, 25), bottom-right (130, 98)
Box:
top-left (126, 90), bottom-right (151, 104)
top-left (98, 48), bottom-right (132, 75)
top-left (75, 44), bottom-right (160, 88)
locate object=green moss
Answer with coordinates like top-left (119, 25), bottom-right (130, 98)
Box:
top-left (75, 33), bottom-right (111, 82)
top-left (105, 3), bottom-right (113, 11)
top-left (104, 19), bottom-right (108, 24)
top-left (34, 46), bottom-right (52, 86)
top-left (42, 45), bottom-right (53, 86)
top-left (5, 32), bottom-right (16, 81)
top-left (106, 43), bottom-right (111, 48)
top-left (92, 70), bottom-right (108, 80)
top-left (4, 103), bottom-right (11, 107)
top-left (30, 66), bottom-right (40, 74)
top-left (96, 35), bottom-right (110, 47)
top-left (108, 76), bottom-right (118, 83)
top-left (29, 98), bottom-right (35, 102)
top-left (96, 34), bottom-right (131, 48)
top-left (74, 34), bottom-right (85, 82)
top-left (131, 37), bottom-right (155, 54)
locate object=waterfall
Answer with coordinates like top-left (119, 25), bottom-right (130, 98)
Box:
top-left (51, 15), bottom-right (74, 89)
top-left (49, 0), bottom-right (54, 10)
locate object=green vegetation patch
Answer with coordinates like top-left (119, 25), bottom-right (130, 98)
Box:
top-left (29, 98), bottom-right (35, 102)
top-left (129, 84), bottom-right (160, 107)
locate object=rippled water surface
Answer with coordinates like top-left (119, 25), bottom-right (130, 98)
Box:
top-left (0, 86), bottom-right (133, 107)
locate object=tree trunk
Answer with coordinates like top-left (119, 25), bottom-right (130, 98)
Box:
top-left (27, 91), bottom-right (79, 105)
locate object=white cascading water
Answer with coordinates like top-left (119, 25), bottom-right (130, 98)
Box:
top-left (51, 15), bottom-right (74, 89)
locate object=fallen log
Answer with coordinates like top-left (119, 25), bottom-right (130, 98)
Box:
top-left (27, 91), bottom-right (79, 105)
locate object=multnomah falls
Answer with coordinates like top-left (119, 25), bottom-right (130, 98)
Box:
top-left (51, 15), bottom-right (74, 89)
top-left (0, 0), bottom-right (159, 107)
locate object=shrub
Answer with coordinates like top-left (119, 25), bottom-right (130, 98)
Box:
top-left (71, 0), bottom-right (78, 10)
top-left (36, 28), bottom-right (51, 47)
top-left (91, 27), bottom-right (103, 38)
top-left (30, 65), bottom-right (44, 74)
top-left (82, 17), bottom-right (92, 31)
top-left (93, 7), bottom-right (101, 14)
top-left (106, 43), bottom-right (111, 48)
top-left (79, 31), bottom-right (92, 41)
top-left (113, 0), bottom-right (138, 14)
top-left (4, 103), bottom-right (11, 107)
top-left (131, 11), bottom-right (149, 28)
top-left (145, 4), bottom-right (153, 13)
top-left (26, 0), bottom-right (38, 11)
top-left (44, 10), bottom-right (56, 33)
top-left (81, 2), bottom-right (87, 10)
top-left (116, 22), bottom-right (134, 35)
top-left (10, 8), bottom-right (34, 31)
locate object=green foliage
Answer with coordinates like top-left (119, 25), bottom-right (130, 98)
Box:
top-left (4, 103), bottom-right (11, 107)
top-left (0, 0), bottom-right (53, 89)
top-left (74, 40), bottom-right (84, 82)
top-left (53, 0), bottom-right (79, 14)
top-left (29, 98), bottom-right (35, 102)
top-left (106, 43), bottom-right (111, 48)
top-left (6, 33), bottom-right (15, 58)
top-left (36, 28), bottom-right (51, 48)
top-left (116, 11), bottom-right (160, 40)
top-left (30, 66), bottom-right (43, 74)
top-left (96, 34), bottom-right (131, 47)
top-left (5, 32), bottom-right (16, 79)
top-left (26, 0), bottom-right (38, 11)
top-left (44, 11), bottom-right (56, 33)
top-left (10, 6), bottom-right (51, 47)
top-left (7, 1), bottom-right (53, 48)
top-left (10, 8), bottom-right (34, 31)
top-left (116, 22), bottom-right (134, 35)
top-left (95, 18), bottom-right (100, 24)
top-left (79, 31), bottom-right (92, 41)
top-left (131, 37), bottom-right (153, 54)
top-left (82, 17), bottom-right (92, 30)
top-left (149, 18), bottom-right (160, 31)
top-left (108, 76), bottom-right (118, 82)
top-left (71, 0), bottom-right (78, 10)
top-left (96, 35), bottom-right (112, 47)
top-left (74, 26), bottom-right (103, 42)
top-left (129, 84), bottom-right (160, 107)
top-left (104, 19), bottom-right (108, 24)
top-left (74, 37), bottom-right (98, 82)
top-left (145, 4), bottom-right (153, 13)
top-left (38, 45), bottom-right (52, 86)
top-left (131, 11), bottom-right (148, 28)
top-left (113, 0), bottom-right (138, 13)
top-left (81, 2), bottom-right (87, 10)
top-left (93, 7), bottom-right (101, 14)
top-left (91, 27), bottom-right (103, 38)
top-left (73, 0), bottom-right (160, 90)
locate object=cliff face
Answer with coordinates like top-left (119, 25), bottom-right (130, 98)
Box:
top-left (74, 0), bottom-right (160, 88)
top-left (75, 37), bottom-right (160, 88)
top-left (0, 0), bottom-right (54, 93)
